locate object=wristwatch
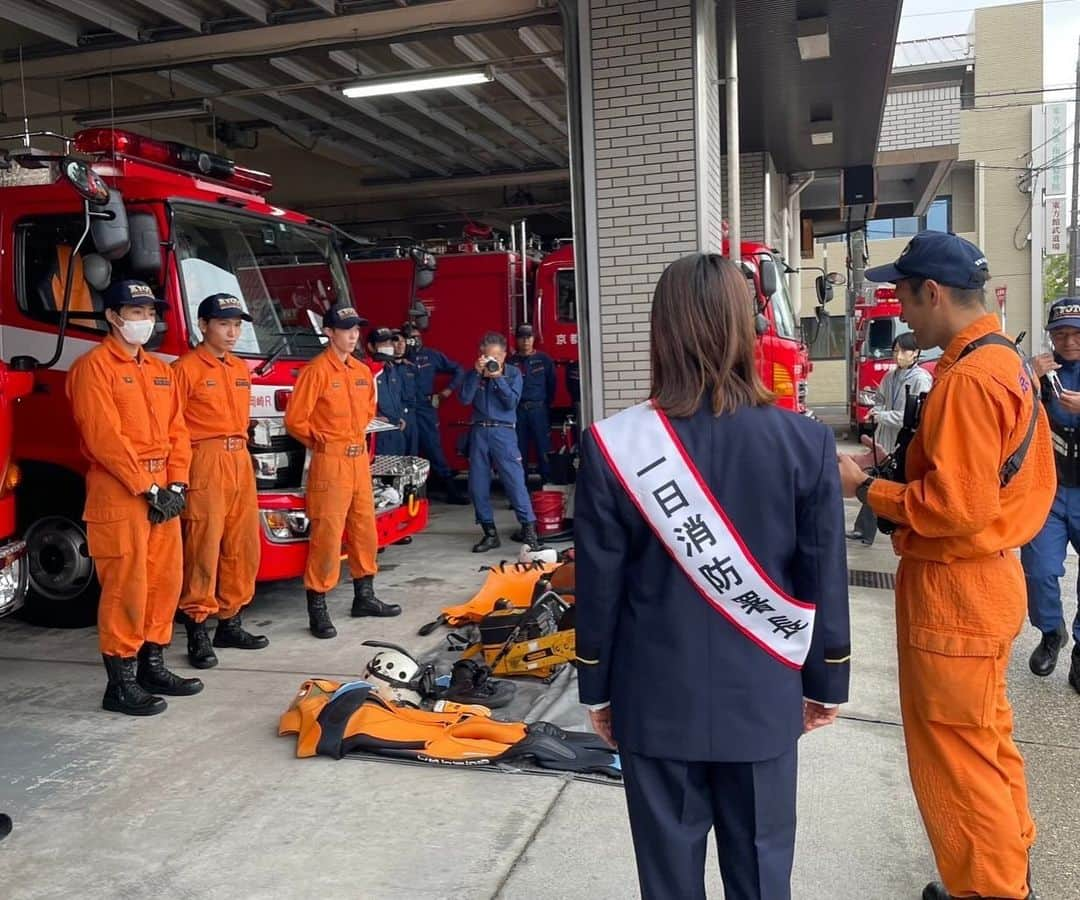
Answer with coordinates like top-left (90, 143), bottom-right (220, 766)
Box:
top-left (855, 476), bottom-right (875, 505)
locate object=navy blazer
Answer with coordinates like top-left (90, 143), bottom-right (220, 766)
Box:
top-left (575, 402), bottom-right (850, 762)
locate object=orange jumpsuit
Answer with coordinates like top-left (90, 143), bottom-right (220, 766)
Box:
top-left (868, 314), bottom-right (1055, 899)
top-left (173, 344), bottom-right (260, 623)
top-left (284, 348), bottom-right (377, 593)
top-left (67, 335), bottom-right (192, 657)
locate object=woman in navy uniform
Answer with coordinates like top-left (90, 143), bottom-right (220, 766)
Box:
top-left (576, 254), bottom-right (850, 900)
top-left (368, 327), bottom-right (407, 457)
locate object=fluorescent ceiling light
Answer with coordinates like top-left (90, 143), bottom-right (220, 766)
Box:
top-left (811, 130), bottom-right (834, 146)
top-left (797, 17), bottom-right (830, 61)
top-left (76, 101), bottom-right (210, 128)
top-left (342, 69), bottom-right (492, 99)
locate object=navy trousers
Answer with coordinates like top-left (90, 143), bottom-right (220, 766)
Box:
top-left (375, 428), bottom-right (407, 458)
top-left (516, 403), bottom-right (551, 482)
top-left (468, 425), bottom-right (535, 526)
top-left (416, 402), bottom-right (452, 478)
top-left (1021, 486), bottom-right (1080, 642)
top-left (620, 746), bottom-right (797, 900)
top-left (403, 410), bottom-right (419, 456)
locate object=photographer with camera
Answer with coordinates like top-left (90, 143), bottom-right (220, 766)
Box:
top-left (847, 331), bottom-right (932, 546)
top-left (837, 232), bottom-right (1054, 900)
top-left (460, 332), bottom-right (543, 553)
top-left (1021, 298), bottom-right (1080, 693)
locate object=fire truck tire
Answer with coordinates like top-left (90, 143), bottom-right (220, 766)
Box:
top-left (16, 467), bottom-right (99, 629)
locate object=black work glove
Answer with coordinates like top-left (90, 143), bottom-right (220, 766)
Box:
top-left (145, 484), bottom-right (186, 525)
top-left (167, 482), bottom-right (187, 517)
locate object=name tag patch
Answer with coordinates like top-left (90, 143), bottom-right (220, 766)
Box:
top-left (154, 377), bottom-right (171, 387)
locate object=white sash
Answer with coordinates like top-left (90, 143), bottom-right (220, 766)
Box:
top-left (591, 401), bottom-right (816, 670)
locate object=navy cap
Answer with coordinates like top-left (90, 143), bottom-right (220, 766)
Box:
top-left (515, 323), bottom-right (534, 338)
top-left (323, 305), bottom-right (367, 329)
top-left (198, 293), bottom-right (252, 322)
top-left (1047, 297), bottom-right (1080, 330)
top-left (865, 230), bottom-right (989, 290)
top-left (369, 327), bottom-right (395, 345)
top-left (103, 279), bottom-right (169, 311)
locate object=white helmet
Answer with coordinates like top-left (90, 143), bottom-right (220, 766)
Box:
top-left (362, 640), bottom-right (435, 708)
top-left (518, 545), bottom-right (559, 565)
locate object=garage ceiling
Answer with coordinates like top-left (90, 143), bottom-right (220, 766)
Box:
top-left (0, 0), bottom-right (570, 238)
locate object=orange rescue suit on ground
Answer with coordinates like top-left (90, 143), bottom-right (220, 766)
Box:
top-left (868, 314), bottom-right (1055, 899)
top-left (284, 349), bottom-right (377, 592)
top-left (67, 336), bottom-right (192, 657)
top-left (173, 344), bottom-right (260, 623)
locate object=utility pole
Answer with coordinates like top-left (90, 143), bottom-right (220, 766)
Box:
top-left (1070, 34), bottom-right (1080, 291)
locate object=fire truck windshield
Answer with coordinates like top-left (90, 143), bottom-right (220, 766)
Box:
top-left (171, 204), bottom-right (349, 360)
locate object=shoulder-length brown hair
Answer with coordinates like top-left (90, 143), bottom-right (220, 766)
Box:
top-left (650, 253), bottom-right (774, 417)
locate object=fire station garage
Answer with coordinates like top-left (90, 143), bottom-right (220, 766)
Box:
top-left (2, 3), bottom-right (1076, 899)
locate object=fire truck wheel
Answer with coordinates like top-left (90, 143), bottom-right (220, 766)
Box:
top-left (16, 470), bottom-right (99, 629)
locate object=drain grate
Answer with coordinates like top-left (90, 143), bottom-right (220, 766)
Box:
top-left (849, 569), bottom-right (896, 590)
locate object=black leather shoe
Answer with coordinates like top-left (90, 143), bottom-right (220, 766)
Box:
top-left (213, 613), bottom-right (269, 650)
top-left (395, 536), bottom-right (413, 545)
top-left (1069, 644), bottom-right (1080, 695)
top-left (136, 643), bottom-right (204, 696)
top-left (177, 610), bottom-right (218, 669)
top-left (102, 654), bottom-right (167, 716)
top-left (472, 522), bottom-right (500, 553)
top-left (351, 576), bottom-right (401, 617)
top-left (922, 879), bottom-right (1039, 899)
top-left (846, 530), bottom-right (872, 545)
top-left (307, 590), bottom-right (337, 639)
top-left (1029, 622), bottom-right (1068, 676)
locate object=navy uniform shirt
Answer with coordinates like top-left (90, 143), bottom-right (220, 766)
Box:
top-left (373, 353), bottom-right (405, 423)
top-left (394, 355), bottom-right (419, 411)
top-left (575, 401), bottom-right (850, 762)
top-left (409, 346), bottom-right (464, 398)
top-left (460, 367), bottom-right (523, 425)
top-left (508, 350), bottom-right (556, 405)
top-left (567, 360), bottom-right (581, 403)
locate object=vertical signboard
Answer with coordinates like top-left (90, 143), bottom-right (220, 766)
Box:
top-left (1047, 102), bottom-right (1068, 196)
top-left (1047, 196), bottom-right (1067, 255)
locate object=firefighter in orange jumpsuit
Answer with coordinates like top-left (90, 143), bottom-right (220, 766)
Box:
top-left (838, 233), bottom-right (1054, 900)
top-left (67, 280), bottom-right (201, 716)
top-left (173, 293), bottom-right (268, 669)
top-left (284, 304), bottom-right (400, 639)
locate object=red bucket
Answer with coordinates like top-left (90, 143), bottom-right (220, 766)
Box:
top-left (532, 490), bottom-right (565, 535)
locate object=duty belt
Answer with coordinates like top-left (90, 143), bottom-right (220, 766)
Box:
top-left (1050, 420), bottom-right (1080, 487)
top-left (472, 421), bottom-right (516, 429)
top-left (195, 436), bottom-right (246, 452)
top-left (316, 441), bottom-right (366, 457)
top-left (142, 458), bottom-right (166, 473)
top-left (521, 401), bottom-right (545, 410)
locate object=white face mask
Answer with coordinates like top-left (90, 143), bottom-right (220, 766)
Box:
top-left (116, 317), bottom-right (155, 346)
top-left (376, 344), bottom-right (394, 357)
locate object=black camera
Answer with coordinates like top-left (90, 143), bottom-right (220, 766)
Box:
top-left (483, 357), bottom-right (500, 373)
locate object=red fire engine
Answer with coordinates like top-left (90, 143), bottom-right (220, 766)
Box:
top-left (0, 129), bottom-right (428, 626)
top-left (0, 360), bottom-right (32, 618)
top-left (851, 285), bottom-right (940, 435)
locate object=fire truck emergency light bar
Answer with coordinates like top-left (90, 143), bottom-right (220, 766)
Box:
top-left (873, 287), bottom-right (898, 299)
top-left (341, 68), bottom-right (492, 98)
top-left (73, 129), bottom-right (273, 194)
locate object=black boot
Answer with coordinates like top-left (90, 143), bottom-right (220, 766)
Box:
top-left (307, 590), bottom-right (337, 639)
top-left (520, 521), bottom-right (544, 550)
top-left (443, 475), bottom-right (470, 506)
top-left (922, 879), bottom-right (1039, 899)
top-left (176, 609), bottom-right (218, 670)
top-left (1069, 643), bottom-right (1080, 695)
top-left (102, 654), bottom-right (167, 716)
top-left (136, 643), bottom-right (204, 696)
top-left (472, 522), bottom-right (500, 553)
top-left (1029, 621), bottom-right (1068, 676)
top-left (442, 659), bottom-right (516, 709)
top-left (351, 576), bottom-right (401, 617)
top-left (213, 613), bottom-right (270, 651)
top-left (0, 813), bottom-right (10, 841)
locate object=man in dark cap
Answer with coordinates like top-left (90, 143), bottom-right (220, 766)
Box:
top-left (66, 280), bottom-right (201, 716)
top-left (391, 328), bottom-right (420, 456)
top-left (837, 232), bottom-right (1053, 900)
top-left (285, 305), bottom-right (400, 640)
top-left (1023, 296), bottom-right (1080, 693)
top-left (508, 323), bottom-right (556, 487)
top-left (367, 326), bottom-right (407, 458)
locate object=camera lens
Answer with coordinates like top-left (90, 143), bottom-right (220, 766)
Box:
top-left (484, 359), bottom-right (500, 372)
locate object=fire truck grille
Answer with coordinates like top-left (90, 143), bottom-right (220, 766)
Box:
top-left (250, 434), bottom-right (306, 491)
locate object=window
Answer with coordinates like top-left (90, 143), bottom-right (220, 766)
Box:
top-left (555, 269), bottom-right (576, 323)
top-left (801, 314), bottom-right (847, 360)
top-left (866, 196), bottom-right (952, 241)
top-left (16, 215), bottom-right (155, 335)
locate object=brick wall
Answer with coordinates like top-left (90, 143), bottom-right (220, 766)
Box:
top-left (589, 0), bottom-right (712, 415)
top-left (720, 152), bottom-right (767, 243)
top-left (879, 84), bottom-right (962, 151)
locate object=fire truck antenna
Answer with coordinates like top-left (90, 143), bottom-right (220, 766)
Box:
top-left (18, 47), bottom-right (29, 150)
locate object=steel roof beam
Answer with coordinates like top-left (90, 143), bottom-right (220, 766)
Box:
top-left (269, 55), bottom-right (485, 174)
top-left (49, 0), bottom-right (143, 41)
top-left (517, 26), bottom-right (565, 83)
top-left (328, 48), bottom-right (526, 171)
top-left (129, 0), bottom-right (203, 33)
top-left (308, 0), bottom-right (336, 12)
top-left (221, 0), bottom-right (269, 24)
top-left (453, 34), bottom-right (566, 135)
top-left (0, 0), bottom-right (81, 46)
top-left (213, 63), bottom-right (432, 178)
top-left (390, 42), bottom-right (566, 167)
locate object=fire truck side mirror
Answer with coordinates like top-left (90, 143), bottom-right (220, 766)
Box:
top-left (815, 274), bottom-right (833, 305)
top-left (61, 158), bottom-right (110, 205)
top-left (90, 190), bottom-right (131, 261)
